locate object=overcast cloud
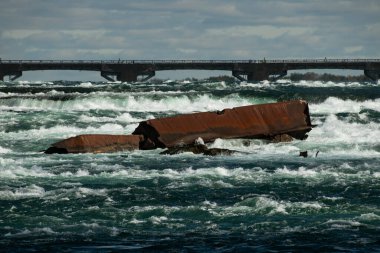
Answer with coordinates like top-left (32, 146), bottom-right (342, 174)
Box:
top-left (0, 0), bottom-right (379, 80)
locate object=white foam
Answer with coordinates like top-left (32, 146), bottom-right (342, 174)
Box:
top-left (0, 160), bottom-right (55, 178)
top-left (325, 219), bottom-right (362, 229)
top-left (0, 146), bottom-right (12, 153)
top-left (60, 169), bottom-right (90, 177)
top-left (245, 79), bottom-right (360, 88)
top-left (35, 227), bottom-right (57, 235)
top-left (0, 123), bottom-right (128, 140)
top-left (76, 187), bottom-right (107, 197)
top-left (202, 200), bottom-right (218, 208)
top-left (194, 137), bottom-right (205, 145)
top-left (129, 218), bottom-right (145, 224)
top-left (240, 81), bottom-right (274, 88)
top-left (4, 227), bottom-right (57, 238)
top-left (289, 80), bottom-right (372, 87)
top-left (79, 82), bottom-right (93, 87)
top-left (16, 80), bottom-right (30, 85)
top-left (0, 184), bottom-right (45, 200)
top-left (0, 90), bottom-right (66, 99)
top-left (358, 213), bottom-right (380, 221)
top-left (308, 114), bottom-right (380, 145)
top-left (0, 94), bottom-right (259, 113)
top-left (275, 79), bottom-right (290, 84)
top-left (120, 94), bottom-right (253, 113)
top-left (78, 112), bottom-right (149, 123)
top-left (115, 113), bottom-right (151, 122)
top-left (275, 166), bottom-right (318, 177)
top-left (226, 196), bottom-right (326, 216)
top-left (310, 97), bottom-right (380, 114)
top-left (321, 196), bottom-right (344, 201)
top-left (254, 196), bottom-right (288, 215)
top-left (149, 216), bottom-right (168, 224)
top-left (208, 138), bottom-right (300, 156)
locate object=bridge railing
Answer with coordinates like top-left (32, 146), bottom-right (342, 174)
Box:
top-left (1, 59), bottom-right (380, 64)
top-left (0, 60), bottom-right (251, 64)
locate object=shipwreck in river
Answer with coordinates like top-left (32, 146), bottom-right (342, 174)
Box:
top-left (45, 100), bottom-right (312, 154)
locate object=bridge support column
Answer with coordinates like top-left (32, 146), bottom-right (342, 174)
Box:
top-left (140, 71), bottom-right (155, 82)
top-left (117, 70), bottom-right (138, 82)
top-left (0, 72), bottom-right (4, 81)
top-left (364, 69), bottom-right (380, 82)
top-left (272, 70), bottom-right (288, 80)
top-left (246, 68), bottom-right (287, 82)
top-left (101, 72), bottom-right (116, 82)
top-left (9, 71), bottom-right (22, 81)
top-left (247, 71), bottom-right (269, 82)
top-left (232, 71), bottom-right (246, 81)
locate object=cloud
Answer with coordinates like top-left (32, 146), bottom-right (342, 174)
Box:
top-left (344, 46), bottom-right (363, 54)
top-left (0, 0), bottom-right (379, 80)
top-left (176, 48), bottom-right (198, 54)
top-left (2, 29), bottom-right (109, 40)
top-left (207, 25), bottom-right (310, 39)
top-left (2, 29), bottom-right (46, 39)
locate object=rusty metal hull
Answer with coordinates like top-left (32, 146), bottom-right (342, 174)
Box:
top-left (45, 134), bottom-right (143, 154)
top-left (133, 100), bottom-right (312, 148)
top-left (46, 100), bottom-right (312, 154)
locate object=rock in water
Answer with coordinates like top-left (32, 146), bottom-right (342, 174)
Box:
top-left (44, 134), bottom-right (143, 154)
top-left (160, 144), bottom-right (236, 156)
top-left (271, 134), bottom-right (294, 143)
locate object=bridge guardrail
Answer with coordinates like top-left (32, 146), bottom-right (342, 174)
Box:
top-left (1, 59), bottom-right (380, 64)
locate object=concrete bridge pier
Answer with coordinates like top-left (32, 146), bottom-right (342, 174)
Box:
top-left (0, 71), bottom-right (23, 81)
top-left (140, 71), bottom-right (155, 82)
top-left (110, 64), bottom-right (156, 82)
top-left (117, 70), bottom-right (139, 82)
top-left (272, 70), bottom-right (288, 80)
top-left (10, 71), bottom-right (22, 81)
top-left (101, 71), bottom-right (116, 82)
top-left (247, 71), bottom-right (270, 82)
top-left (243, 64), bottom-right (288, 82)
top-left (364, 69), bottom-right (380, 82)
top-left (232, 71), bottom-right (246, 81)
top-left (233, 64), bottom-right (271, 82)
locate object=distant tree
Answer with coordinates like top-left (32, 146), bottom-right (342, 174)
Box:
top-left (289, 72), bottom-right (370, 82)
top-left (207, 75), bottom-right (236, 83)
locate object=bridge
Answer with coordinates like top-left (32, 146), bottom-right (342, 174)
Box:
top-left (0, 59), bottom-right (380, 82)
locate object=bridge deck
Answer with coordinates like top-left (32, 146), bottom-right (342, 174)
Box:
top-left (1, 59), bottom-right (380, 82)
top-left (1, 59), bottom-right (380, 65)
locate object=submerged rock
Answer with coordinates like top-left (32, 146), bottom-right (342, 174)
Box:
top-left (160, 144), bottom-right (236, 156)
top-left (271, 134), bottom-right (294, 143)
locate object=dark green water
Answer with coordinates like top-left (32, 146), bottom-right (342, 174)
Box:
top-left (1, 79), bottom-right (380, 252)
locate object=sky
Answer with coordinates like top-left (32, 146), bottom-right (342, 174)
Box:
top-left (0, 0), bottom-right (379, 81)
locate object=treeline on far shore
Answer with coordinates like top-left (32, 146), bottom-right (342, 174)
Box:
top-left (149, 72), bottom-right (371, 83)
top-left (287, 72), bottom-right (370, 82)
top-left (205, 73), bottom-right (371, 82)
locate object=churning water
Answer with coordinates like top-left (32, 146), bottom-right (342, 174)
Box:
top-left (0, 79), bottom-right (380, 252)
